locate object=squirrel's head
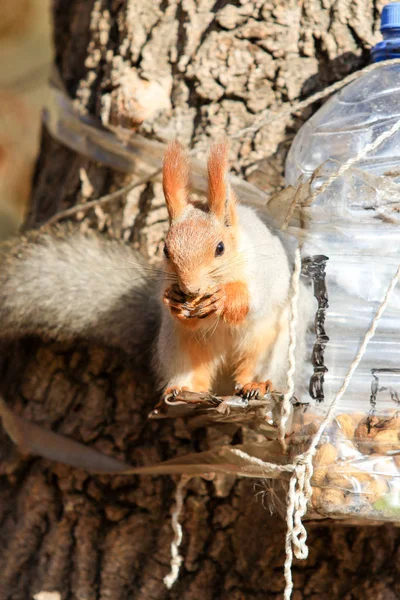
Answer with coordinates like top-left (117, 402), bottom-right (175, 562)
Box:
top-left (162, 140), bottom-right (239, 296)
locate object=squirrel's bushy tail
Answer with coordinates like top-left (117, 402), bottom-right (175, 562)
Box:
top-left (0, 228), bottom-right (160, 357)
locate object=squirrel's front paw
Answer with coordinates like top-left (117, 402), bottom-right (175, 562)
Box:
top-left (190, 288), bottom-right (225, 319)
top-left (163, 285), bottom-right (195, 321)
top-left (163, 285), bottom-right (186, 307)
top-left (163, 285), bottom-right (224, 322)
top-left (235, 380), bottom-right (274, 400)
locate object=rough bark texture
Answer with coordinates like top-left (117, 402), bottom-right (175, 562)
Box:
top-left (1, 1), bottom-right (399, 599)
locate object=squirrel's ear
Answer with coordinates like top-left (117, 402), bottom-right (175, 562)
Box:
top-left (163, 141), bottom-right (189, 222)
top-left (207, 141), bottom-right (237, 226)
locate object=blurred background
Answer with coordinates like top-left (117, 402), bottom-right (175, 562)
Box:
top-left (0, 1), bottom-right (52, 239)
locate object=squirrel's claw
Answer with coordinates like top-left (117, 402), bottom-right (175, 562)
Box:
top-left (163, 386), bottom-right (190, 404)
top-left (164, 286), bottom-right (225, 321)
top-left (167, 303), bottom-right (193, 319)
top-left (163, 285), bottom-right (186, 305)
top-left (191, 290), bottom-right (225, 319)
top-left (236, 380), bottom-right (274, 400)
top-left (164, 287), bottom-right (197, 320)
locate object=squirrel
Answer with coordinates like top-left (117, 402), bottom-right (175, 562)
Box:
top-left (0, 141), bottom-right (313, 401)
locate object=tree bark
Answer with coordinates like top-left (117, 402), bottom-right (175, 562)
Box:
top-left (1, 1), bottom-right (399, 599)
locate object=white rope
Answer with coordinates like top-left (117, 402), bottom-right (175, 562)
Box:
top-left (281, 118), bottom-right (400, 229)
top-left (306, 118), bottom-right (400, 207)
top-left (229, 448), bottom-right (295, 474)
top-left (278, 248), bottom-right (302, 450)
top-left (163, 475), bottom-right (191, 589)
top-left (283, 473), bottom-right (296, 600)
top-left (231, 58), bottom-right (400, 140)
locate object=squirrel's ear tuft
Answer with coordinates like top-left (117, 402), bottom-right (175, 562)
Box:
top-left (207, 140), bottom-right (237, 226)
top-left (163, 141), bottom-right (189, 222)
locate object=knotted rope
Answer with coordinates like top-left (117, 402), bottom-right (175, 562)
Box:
top-left (163, 475), bottom-right (192, 589)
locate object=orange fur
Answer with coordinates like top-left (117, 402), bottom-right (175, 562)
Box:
top-left (186, 335), bottom-right (213, 391)
top-left (166, 216), bottom-right (216, 286)
top-left (165, 208), bottom-right (240, 296)
top-left (207, 141), bottom-right (237, 226)
top-left (221, 281), bottom-right (249, 325)
top-left (233, 321), bottom-right (279, 387)
top-left (163, 141), bottom-right (189, 221)
top-left (240, 380), bottom-right (274, 396)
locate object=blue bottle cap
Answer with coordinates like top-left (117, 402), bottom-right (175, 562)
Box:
top-left (371, 2), bottom-right (400, 61)
top-left (381, 2), bottom-right (400, 31)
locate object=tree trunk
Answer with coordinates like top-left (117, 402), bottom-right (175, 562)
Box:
top-left (1, 1), bottom-right (399, 599)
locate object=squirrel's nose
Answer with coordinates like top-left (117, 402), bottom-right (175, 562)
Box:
top-left (179, 280), bottom-right (201, 296)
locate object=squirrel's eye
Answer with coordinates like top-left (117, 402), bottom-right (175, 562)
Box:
top-left (215, 241), bottom-right (225, 257)
top-left (163, 244), bottom-right (170, 259)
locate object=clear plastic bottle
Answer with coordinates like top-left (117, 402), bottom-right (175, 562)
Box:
top-left (283, 4), bottom-right (400, 520)
top-left (286, 4), bottom-right (400, 185)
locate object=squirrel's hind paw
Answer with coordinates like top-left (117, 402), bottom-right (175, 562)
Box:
top-left (163, 386), bottom-right (190, 404)
top-left (235, 380), bottom-right (274, 400)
